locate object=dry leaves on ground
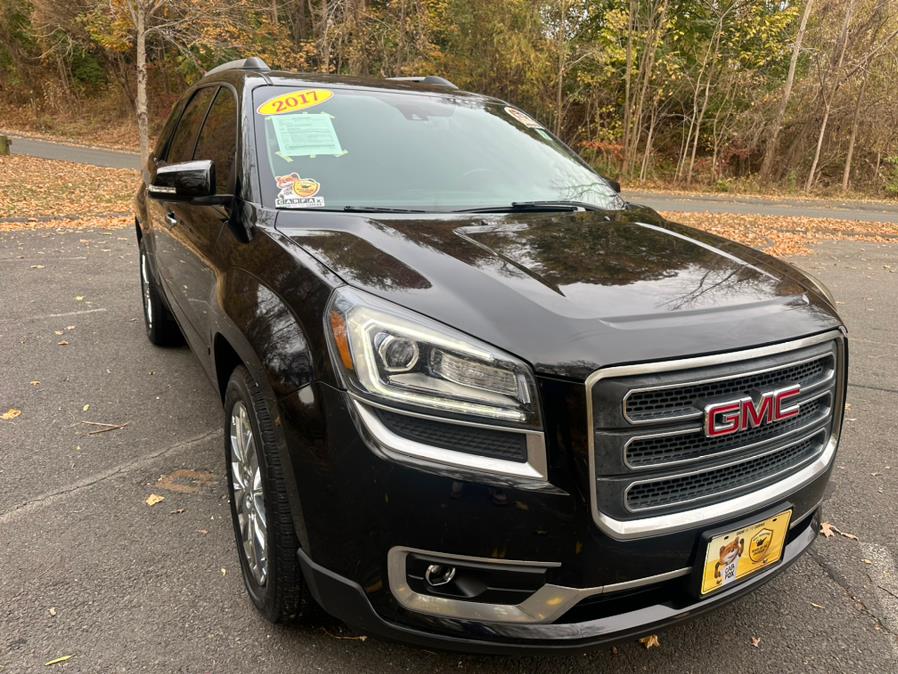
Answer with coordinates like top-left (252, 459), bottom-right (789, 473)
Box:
top-left (639, 634), bottom-right (661, 649)
top-left (0, 155), bottom-right (137, 219)
top-left (819, 522), bottom-right (859, 540)
top-left (145, 493), bottom-right (166, 507)
top-left (665, 211), bottom-right (898, 257)
top-left (1, 408), bottom-right (22, 421)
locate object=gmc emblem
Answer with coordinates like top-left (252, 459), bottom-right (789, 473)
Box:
top-left (703, 385), bottom-right (801, 438)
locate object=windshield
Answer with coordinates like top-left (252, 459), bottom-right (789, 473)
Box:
top-left (252, 86), bottom-right (622, 212)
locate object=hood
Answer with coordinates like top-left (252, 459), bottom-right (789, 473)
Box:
top-left (276, 207), bottom-right (841, 379)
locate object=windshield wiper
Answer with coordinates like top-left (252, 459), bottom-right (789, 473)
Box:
top-left (455, 200), bottom-right (604, 214)
top-left (342, 205), bottom-right (427, 213)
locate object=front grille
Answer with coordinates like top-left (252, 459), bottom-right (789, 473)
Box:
top-left (625, 394), bottom-right (829, 468)
top-left (626, 431), bottom-right (826, 511)
top-left (590, 335), bottom-right (844, 520)
top-left (624, 354), bottom-right (833, 423)
top-left (376, 409), bottom-right (528, 463)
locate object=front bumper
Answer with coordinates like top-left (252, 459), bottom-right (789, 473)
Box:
top-left (298, 507), bottom-right (821, 654)
top-left (277, 375), bottom-right (833, 652)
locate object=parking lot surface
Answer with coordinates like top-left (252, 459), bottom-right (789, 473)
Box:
top-left (1, 229), bottom-right (896, 672)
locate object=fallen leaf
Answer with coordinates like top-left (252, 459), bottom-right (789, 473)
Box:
top-left (48, 607), bottom-right (57, 617)
top-left (639, 634), bottom-right (660, 649)
top-left (65, 325), bottom-right (75, 330)
top-left (57, 340), bottom-right (69, 346)
top-left (145, 493), bottom-right (165, 507)
top-left (30, 264), bottom-right (45, 269)
top-left (30, 380), bottom-right (40, 386)
top-left (74, 296), bottom-right (84, 301)
top-left (45, 655), bottom-right (72, 666)
top-left (810, 602), bottom-right (825, 609)
top-left (820, 522), bottom-right (835, 538)
top-left (751, 636), bottom-right (761, 648)
top-left (1, 408), bottom-right (22, 421)
top-left (220, 567), bottom-right (227, 576)
top-left (863, 559), bottom-right (873, 565)
top-left (82, 404), bottom-right (90, 412)
top-left (54, 330), bottom-right (63, 335)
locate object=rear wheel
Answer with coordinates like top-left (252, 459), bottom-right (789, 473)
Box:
top-left (138, 239), bottom-right (182, 346)
top-left (224, 365), bottom-right (314, 623)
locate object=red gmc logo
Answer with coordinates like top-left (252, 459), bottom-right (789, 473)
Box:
top-left (703, 385), bottom-right (801, 438)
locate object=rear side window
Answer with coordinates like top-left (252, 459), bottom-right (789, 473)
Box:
top-left (166, 87), bottom-right (216, 164)
top-left (194, 88), bottom-right (238, 193)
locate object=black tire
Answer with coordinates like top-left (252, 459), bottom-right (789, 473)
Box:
top-left (138, 238), bottom-right (182, 346)
top-left (223, 365), bottom-right (314, 623)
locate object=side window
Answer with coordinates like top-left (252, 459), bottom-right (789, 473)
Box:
top-left (152, 99), bottom-right (184, 160)
top-left (194, 88), bottom-right (238, 194)
top-left (166, 87), bottom-right (216, 164)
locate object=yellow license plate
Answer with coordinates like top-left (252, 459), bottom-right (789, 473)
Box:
top-left (700, 509), bottom-right (792, 595)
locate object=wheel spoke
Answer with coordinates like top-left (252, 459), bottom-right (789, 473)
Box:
top-left (227, 400), bottom-right (269, 587)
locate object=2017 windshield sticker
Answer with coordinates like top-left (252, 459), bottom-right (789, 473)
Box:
top-left (258, 89), bottom-right (333, 116)
top-left (504, 106), bottom-right (542, 129)
top-left (271, 113), bottom-right (346, 157)
top-left (275, 173), bottom-right (325, 208)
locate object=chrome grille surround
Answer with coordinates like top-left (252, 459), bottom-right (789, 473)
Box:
top-left (585, 330), bottom-right (846, 540)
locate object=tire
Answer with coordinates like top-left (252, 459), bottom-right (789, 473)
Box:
top-left (138, 238), bottom-right (182, 346)
top-left (224, 365), bottom-right (314, 623)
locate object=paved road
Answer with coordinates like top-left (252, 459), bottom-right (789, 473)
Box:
top-left (1, 228), bottom-right (896, 672)
top-left (7, 134), bottom-right (898, 220)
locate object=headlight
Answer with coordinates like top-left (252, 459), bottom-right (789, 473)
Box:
top-left (325, 288), bottom-right (540, 426)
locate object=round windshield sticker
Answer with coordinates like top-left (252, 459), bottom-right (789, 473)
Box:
top-left (504, 106), bottom-right (542, 129)
top-left (275, 173), bottom-right (325, 208)
top-left (258, 89), bottom-right (333, 116)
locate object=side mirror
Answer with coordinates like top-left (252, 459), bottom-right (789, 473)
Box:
top-left (148, 160), bottom-right (215, 201)
top-left (606, 178), bottom-right (621, 194)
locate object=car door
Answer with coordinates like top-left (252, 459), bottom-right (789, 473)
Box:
top-left (151, 85), bottom-right (217, 347)
top-left (166, 86), bottom-right (240, 359)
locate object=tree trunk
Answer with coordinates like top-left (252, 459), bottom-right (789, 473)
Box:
top-left (621, 0), bottom-right (636, 172)
top-left (805, 0), bottom-right (854, 192)
top-left (136, 0), bottom-right (149, 165)
top-left (759, 0), bottom-right (814, 182)
top-left (841, 73), bottom-right (869, 192)
top-left (553, 0), bottom-right (568, 137)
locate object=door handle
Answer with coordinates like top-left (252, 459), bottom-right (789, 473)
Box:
top-left (165, 210), bottom-right (177, 227)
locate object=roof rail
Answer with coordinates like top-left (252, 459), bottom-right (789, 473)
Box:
top-left (205, 57), bottom-right (270, 77)
top-left (387, 75), bottom-right (458, 89)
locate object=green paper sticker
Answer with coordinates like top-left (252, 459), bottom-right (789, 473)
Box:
top-left (271, 113), bottom-right (346, 157)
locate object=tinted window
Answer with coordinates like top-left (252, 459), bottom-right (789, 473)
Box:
top-left (153, 99), bottom-right (185, 160)
top-left (167, 87), bottom-right (216, 164)
top-left (194, 88), bottom-right (238, 193)
top-left (252, 87), bottom-right (621, 212)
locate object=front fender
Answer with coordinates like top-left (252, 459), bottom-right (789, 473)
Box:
top-left (215, 269), bottom-right (315, 399)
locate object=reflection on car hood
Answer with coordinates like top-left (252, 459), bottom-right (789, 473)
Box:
top-left (276, 207), bottom-right (841, 379)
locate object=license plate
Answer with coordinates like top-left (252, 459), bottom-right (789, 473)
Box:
top-left (700, 509), bottom-right (792, 595)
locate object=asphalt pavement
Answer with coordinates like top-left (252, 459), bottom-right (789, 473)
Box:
top-left (7, 133), bottom-right (898, 220)
top-left (0, 227), bottom-right (896, 672)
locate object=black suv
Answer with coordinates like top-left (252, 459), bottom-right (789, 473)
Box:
top-left (134, 57), bottom-right (847, 653)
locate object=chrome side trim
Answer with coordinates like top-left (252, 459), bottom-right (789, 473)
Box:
top-left (387, 546), bottom-right (689, 624)
top-left (585, 330), bottom-right (845, 540)
top-left (622, 350), bottom-right (836, 425)
top-left (622, 388), bottom-right (833, 471)
top-left (351, 399), bottom-right (549, 482)
top-left (623, 428), bottom-right (828, 512)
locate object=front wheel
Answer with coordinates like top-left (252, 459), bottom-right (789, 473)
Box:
top-left (138, 239), bottom-right (182, 346)
top-left (224, 365), bottom-right (315, 623)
